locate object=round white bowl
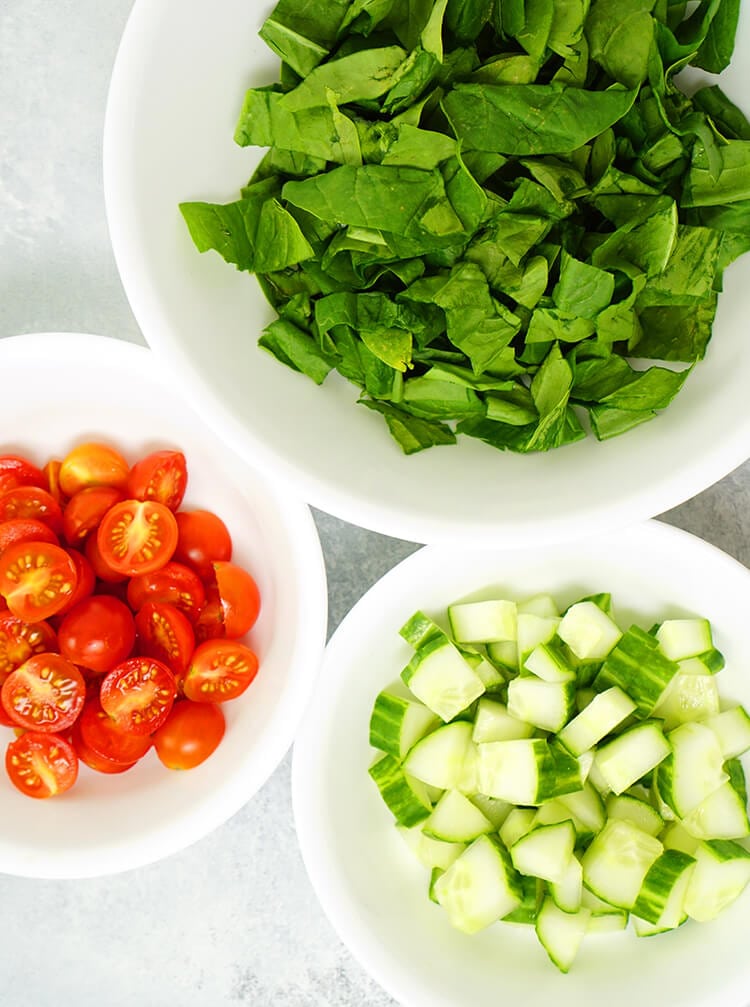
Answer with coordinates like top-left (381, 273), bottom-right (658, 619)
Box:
top-left (0, 332), bottom-right (327, 879)
top-left (292, 522), bottom-right (750, 1007)
top-left (103, 0), bottom-right (750, 547)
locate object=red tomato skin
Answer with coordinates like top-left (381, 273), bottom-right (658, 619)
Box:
top-left (75, 698), bottom-right (151, 764)
top-left (100, 657), bottom-right (177, 735)
top-left (70, 717), bottom-right (137, 774)
top-left (0, 486), bottom-right (64, 535)
top-left (96, 499), bottom-right (179, 577)
top-left (174, 510), bottom-right (232, 577)
top-left (0, 541), bottom-right (79, 621)
top-left (0, 614), bottom-right (58, 680)
top-left (182, 639), bottom-right (259, 703)
top-left (1, 653), bottom-right (86, 733)
top-left (58, 442), bottom-right (130, 496)
top-left (127, 450), bottom-right (188, 512)
top-left (58, 594), bottom-right (136, 674)
top-left (5, 731), bottom-right (78, 798)
top-left (43, 459), bottom-right (66, 507)
top-left (135, 601), bottom-right (195, 677)
top-left (212, 561), bottom-right (261, 638)
top-left (127, 561), bottom-right (206, 622)
top-left (0, 456), bottom-right (47, 496)
top-left (55, 549), bottom-right (96, 616)
top-left (62, 486), bottom-right (125, 545)
top-left (153, 701), bottom-right (225, 769)
top-left (84, 533), bottom-right (127, 583)
top-left (0, 518), bottom-right (59, 555)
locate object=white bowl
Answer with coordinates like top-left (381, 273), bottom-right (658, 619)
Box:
top-left (0, 332), bottom-right (327, 879)
top-left (291, 522), bottom-right (750, 1007)
top-left (103, 0), bottom-right (750, 547)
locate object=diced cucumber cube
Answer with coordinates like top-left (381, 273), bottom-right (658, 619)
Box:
top-left (478, 738), bottom-right (580, 806)
top-left (595, 626), bottom-right (679, 717)
top-left (632, 849), bottom-right (695, 927)
top-left (486, 639), bottom-right (518, 672)
top-left (539, 743), bottom-right (585, 803)
top-left (701, 705), bottom-right (750, 760)
top-left (677, 649), bottom-right (725, 675)
top-left (471, 698), bottom-right (535, 744)
top-left (581, 819), bottom-right (663, 909)
top-left (660, 821), bottom-right (700, 855)
top-left (727, 757), bottom-right (748, 803)
top-left (656, 618), bottom-right (714, 661)
top-left (470, 794), bottom-right (512, 829)
top-left (396, 825), bottom-right (466, 871)
top-left (550, 854), bottom-right (583, 913)
top-left (433, 834), bottom-right (523, 934)
top-left (535, 898), bottom-right (591, 974)
top-left (499, 807), bottom-right (538, 848)
top-left (423, 789), bottom-right (494, 843)
top-left (369, 681), bottom-right (441, 758)
top-left (593, 720), bottom-right (671, 796)
top-left (511, 821), bottom-right (576, 884)
top-left (402, 637), bottom-right (485, 722)
top-left (683, 839), bottom-right (750, 922)
top-left (557, 601), bottom-right (622, 660)
top-left (399, 610), bottom-right (447, 648)
top-left (448, 599), bottom-right (517, 644)
top-left (402, 721), bottom-right (473, 790)
top-left (680, 781), bottom-right (750, 840)
top-left (517, 614), bottom-right (561, 666)
top-left (533, 799), bottom-right (575, 830)
top-left (503, 875), bottom-right (544, 925)
top-left (368, 754), bottom-right (433, 826)
top-left (523, 640), bottom-right (576, 683)
top-left (606, 794), bottom-right (663, 837)
top-left (587, 908), bottom-right (628, 933)
top-left (428, 866), bottom-right (444, 904)
top-left (651, 672), bottom-right (720, 730)
top-left (557, 686), bottom-right (636, 756)
top-left (456, 741), bottom-right (479, 794)
top-left (576, 749), bottom-right (595, 783)
top-left (558, 783), bottom-right (607, 838)
top-left (506, 677), bottom-right (575, 733)
top-left (518, 594), bottom-right (560, 618)
top-left (655, 721), bottom-right (728, 817)
top-left (473, 657), bottom-right (507, 691)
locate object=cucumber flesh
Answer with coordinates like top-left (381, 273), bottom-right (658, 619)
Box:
top-left (433, 834), bottom-right (523, 934)
top-left (535, 898), bottom-right (591, 974)
top-left (369, 681), bottom-right (441, 758)
top-left (549, 854), bottom-right (583, 913)
top-left (594, 721), bottom-right (671, 796)
top-left (557, 686), bottom-right (636, 757)
top-left (656, 721), bottom-right (728, 817)
top-left (557, 601), bottom-right (622, 660)
top-left (656, 618), bottom-right (713, 661)
top-left (472, 697), bottom-right (535, 744)
top-left (581, 820), bottom-right (663, 910)
top-left (680, 780), bottom-right (750, 840)
top-left (701, 705), bottom-right (750, 760)
top-left (510, 821), bottom-right (576, 885)
top-left (402, 638), bottom-right (485, 722)
top-left (506, 677), bottom-right (575, 733)
top-left (402, 721), bottom-right (473, 790)
top-left (448, 599), bottom-right (517, 644)
top-left (606, 794), bottom-right (663, 837)
top-left (423, 788), bottom-right (494, 843)
top-left (683, 839), bottom-right (750, 922)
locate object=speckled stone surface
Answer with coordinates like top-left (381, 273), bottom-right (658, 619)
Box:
top-left (2, 2), bottom-right (750, 1005)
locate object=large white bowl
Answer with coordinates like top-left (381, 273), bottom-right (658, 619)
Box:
top-left (103, 1), bottom-right (750, 546)
top-left (292, 522), bottom-right (750, 1007)
top-left (0, 332), bottom-right (327, 879)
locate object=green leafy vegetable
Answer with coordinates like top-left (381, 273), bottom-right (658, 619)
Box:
top-left (180, 0), bottom-right (750, 455)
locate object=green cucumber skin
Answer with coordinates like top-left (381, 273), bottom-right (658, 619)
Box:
top-left (368, 754), bottom-right (432, 827)
top-left (632, 849), bottom-right (696, 925)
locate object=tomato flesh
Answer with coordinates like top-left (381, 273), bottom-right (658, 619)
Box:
top-left (135, 601), bottom-right (195, 678)
top-left (75, 698), bottom-right (151, 764)
top-left (5, 731), bottom-right (78, 798)
top-left (55, 549), bottom-right (96, 615)
top-left (211, 561), bottom-right (261, 637)
top-left (153, 701), bottom-right (225, 769)
top-left (182, 639), bottom-right (259, 703)
top-left (0, 614), bottom-right (57, 681)
top-left (0, 541), bottom-right (79, 621)
top-left (58, 594), bottom-right (136, 674)
top-left (127, 561), bottom-right (206, 623)
top-left (127, 450), bottom-right (187, 512)
top-left (100, 657), bottom-right (176, 734)
top-left (1, 653), bottom-right (85, 732)
top-left (96, 499), bottom-right (178, 577)
top-left (0, 486), bottom-right (64, 534)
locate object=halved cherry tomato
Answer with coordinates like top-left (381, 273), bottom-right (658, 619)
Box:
top-left (0, 455), bottom-right (47, 496)
top-left (211, 561), bottom-right (261, 638)
top-left (153, 701), bottom-right (225, 769)
top-left (174, 509), bottom-right (232, 577)
top-left (0, 614), bottom-right (57, 680)
top-left (100, 657), bottom-right (176, 734)
top-left (5, 731), bottom-right (78, 798)
top-left (70, 717), bottom-right (136, 774)
top-left (0, 486), bottom-right (64, 534)
top-left (96, 499), bottom-right (178, 577)
top-left (0, 518), bottom-right (59, 555)
top-left (1, 653), bottom-right (85, 733)
top-left (55, 549), bottom-right (96, 615)
top-left (194, 588), bottom-right (226, 643)
top-left (58, 595), bottom-right (136, 674)
top-left (84, 533), bottom-right (126, 583)
top-left (127, 450), bottom-right (187, 512)
top-left (135, 601), bottom-right (194, 678)
top-left (127, 561), bottom-right (206, 623)
top-left (62, 486), bottom-right (125, 545)
top-left (59, 442), bottom-right (130, 496)
top-left (43, 459), bottom-right (66, 506)
top-left (75, 698), bottom-right (151, 764)
top-left (0, 541), bottom-right (78, 621)
top-left (182, 639), bottom-right (259, 703)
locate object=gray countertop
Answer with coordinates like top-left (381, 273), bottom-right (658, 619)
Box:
top-left (2, 2), bottom-right (750, 1005)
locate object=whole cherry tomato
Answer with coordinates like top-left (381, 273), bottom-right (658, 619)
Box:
top-left (174, 509), bottom-right (232, 577)
top-left (58, 595), bottom-right (136, 674)
top-left (153, 701), bottom-right (225, 770)
top-left (0, 486), bottom-right (63, 534)
top-left (0, 455), bottom-right (47, 496)
top-left (0, 518), bottom-right (59, 555)
top-left (58, 442), bottom-right (129, 496)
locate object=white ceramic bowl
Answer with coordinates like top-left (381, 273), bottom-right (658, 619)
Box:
top-left (103, 0), bottom-right (750, 547)
top-left (0, 332), bottom-right (327, 879)
top-left (292, 522), bottom-right (750, 1007)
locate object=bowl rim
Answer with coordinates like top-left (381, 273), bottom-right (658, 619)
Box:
top-left (0, 330), bottom-right (329, 878)
top-left (102, 0), bottom-right (750, 548)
